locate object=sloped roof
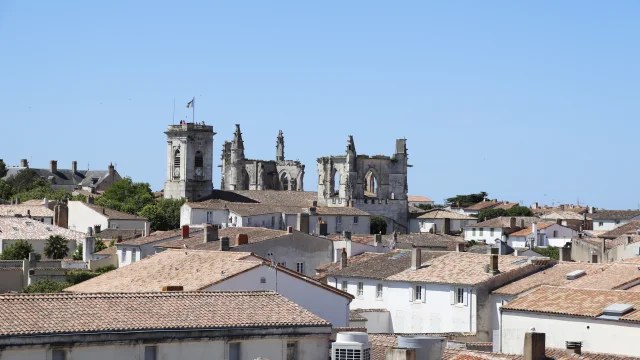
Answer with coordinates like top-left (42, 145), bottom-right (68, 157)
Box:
top-left (600, 221), bottom-right (640, 239)
top-left (119, 228), bottom-right (199, 246)
top-left (381, 233), bottom-right (465, 251)
top-left (0, 205), bottom-right (54, 218)
top-left (494, 202), bottom-right (519, 210)
top-left (540, 211), bottom-right (585, 220)
top-left (562, 263), bottom-right (640, 290)
top-left (231, 190), bottom-right (318, 207)
top-left (465, 217), bottom-right (539, 229)
top-left (0, 291), bottom-right (329, 336)
top-left (1, 166), bottom-right (114, 191)
top-left (465, 201), bottom-right (501, 211)
top-left (408, 196), bottom-right (433, 202)
top-left (95, 228), bottom-right (142, 241)
top-left (187, 200), bottom-right (369, 216)
top-left (0, 217), bottom-right (85, 241)
top-left (509, 222), bottom-right (556, 237)
top-left (590, 210), bottom-right (640, 221)
top-left (417, 209), bottom-right (476, 220)
top-left (156, 227), bottom-right (288, 250)
top-left (77, 202), bottom-right (147, 221)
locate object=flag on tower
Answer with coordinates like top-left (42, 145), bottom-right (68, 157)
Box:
top-left (186, 97), bottom-right (195, 108)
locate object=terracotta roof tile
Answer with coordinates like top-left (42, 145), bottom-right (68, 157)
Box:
top-left (0, 218), bottom-right (85, 241)
top-left (562, 263), bottom-right (640, 290)
top-left (442, 348), bottom-right (640, 360)
top-left (156, 227), bottom-right (288, 250)
top-left (0, 205), bottom-right (54, 217)
top-left (465, 201), bottom-right (502, 211)
top-left (417, 209), bottom-right (476, 220)
top-left (0, 291), bottom-right (329, 336)
top-left (599, 221), bottom-right (640, 239)
top-left (493, 262), bottom-right (605, 295)
top-left (408, 196), bottom-right (433, 202)
top-left (381, 233), bottom-right (465, 250)
top-left (349, 310), bottom-right (367, 321)
top-left (119, 228), bottom-right (200, 246)
top-left (509, 222), bottom-right (556, 237)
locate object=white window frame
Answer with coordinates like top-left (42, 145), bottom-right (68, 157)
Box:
top-left (120, 248), bottom-right (126, 263)
top-left (414, 285), bottom-right (423, 302)
top-left (376, 283), bottom-right (383, 299)
top-left (341, 280), bottom-right (348, 291)
top-left (456, 287), bottom-right (464, 304)
top-left (357, 282), bottom-right (364, 297)
top-left (131, 248), bottom-right (137, 262)
top-left (296, 262), bottom-right (305, 274)
top-left (452, 287), bottom-right (469, 306)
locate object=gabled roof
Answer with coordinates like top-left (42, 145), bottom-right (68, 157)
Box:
top-left (562, 263), bottom-right (640, 290)
top-left (0, 291), bottom-right (329, 336)
top-left (589, 210), bottom-right (640, 221)
top-left (78, 202), bottom-right (147, 221)
top-left (417, 209), bottom-right (476, 220)
top-left (600, 221), bottom-right (640, 239)
top-left (156, 227), bottom-right (288, 250)
top-left (381, 233), bottom-right (465, 251)
top-left (493, 202), bottom-right (519, 210)
top-left (465, 217), bottom-right (539, 229)
top-left (502, 286), bottom-right (640, 322)
top-left (465, 201), bottom-right (501, 211)
top-left (0, 205), bottom-right (54, 218)
top-left (95, 228), bottom-right (142, 241)
top-left (230, 190), bottom-right (318, 207)
top-left (315, 252), bottom-right (381, 279)
top-left (540, 211), bottom-right (585, 221)
top-left (0, 217), bottom-right (85, 241)
top-left (119, 228), bottom-right (201, 247)
top-left (408, 196), bottom-right (433, 202)
top-left (509, 222), bottom-right (556, 237)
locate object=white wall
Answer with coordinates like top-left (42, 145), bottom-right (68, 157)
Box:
top-left (592, 216), bottom-right (640, 231)
top-left (508, 224), bottom-right (576, 248)
top-left (330, 277), bottom-right (476, 333)
top-left (1, 239), bottom-right (77, 259)
top-left (107, 219), bottom-right (148, 234)
top-left (309, 214), bottom-right (370, 235)
top-left (331, 240), bottom-right (387, 262)
top-left (358, 311), bottom-right (392, 333)
top-left (409, 219), bottom-right (421, 233)
top-left (418, 219), bottom-right (477, 233)
top-left (464, 227), bottom-right (504, 244)
top-left (68, 201), bottom-right (108, 233)
top-left (2, 337), bottom-right (330, 360)
top-left (209, 265), bottom-right (350, 327)
top-left (501, 311), bottom-right (640, 357)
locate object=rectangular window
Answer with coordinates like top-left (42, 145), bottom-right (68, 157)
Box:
top-left (616, 219), bottom-right (621, 224)
top-left (456, 288), bottom-right (464, 304)
top-left (599, 222), bottom-right (604, 227)
top-left (121, 248), bottom-right (126, 263)
top-left (271, 216), bottom-right (275, 228)
top-left (472, 228), bottom-right (476, 236)
top-left (342, 280), bottom-right (348, 291)
top-left (415, 285), bottom-right (422, 301)
top-left (131, 248), bottom-right (137, 262)
top-left (337, 216), bottom-right (342, 224)
top-left (296, 262), bottom-right (305, 274)
top-left (357, 282), bottom-right (364, 296)
top-left (553, 230), bottom-right (558, 237)
top-left (144, 346), bottom-right (157, 360)
top-left (229, 343), bottom-right (240, 360)
top-left (206, 211), bottom-right (213, 224)
top-left (52, 350), bottom-right (66, 360)
top-left (479, 228), bottom-right (483, 236)
top-left (354, 216), bottom-right (359, 224)
top-left (286, 341), bottom-right (298, 360)
top-left (376, 283), bottom-right (383, 299)
top-left (490, 228), bottom-right (494, 236)
top-left (247, 217), bottom-right (252, 226)
top-left (277, 261), bottom-right (286, 267)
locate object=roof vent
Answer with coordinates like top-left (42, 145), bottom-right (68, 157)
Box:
top-left (332, 332), bottom-right (371, 360)
top-left (566, 270), bottom-right (586, 280)
top-left (598, 303), bottom-right (634, 320)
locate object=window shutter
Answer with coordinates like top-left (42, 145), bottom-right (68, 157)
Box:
top-left (463, 289), bottom-right (469, 306)
top-left (422, 286), bottom-right (426, 303)
top-left (450, 289), bottom-right (455, 305)
top-left (410, 286), bottom-right (415, 302)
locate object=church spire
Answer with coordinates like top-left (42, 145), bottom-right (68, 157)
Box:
top-left (276, 130), bottom-right (285, 162)
top-left (232, 124), bottom-right (244, 150)
top-left (346, 135), bottom-right (356, 155)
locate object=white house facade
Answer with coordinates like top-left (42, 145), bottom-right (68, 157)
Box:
top-left (507, 222), bottom-right (577, 248)
top-left (68, 201), bottom-right (149, 235)
top-left (590, 210), bottom-right (640, 231)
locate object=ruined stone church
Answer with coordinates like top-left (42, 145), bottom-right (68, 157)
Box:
top-left (317, 135), bottom-right (409, 230)
top-left (220, 125), bottom-right (305, 191)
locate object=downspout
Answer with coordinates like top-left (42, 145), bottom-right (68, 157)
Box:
top-left (499, 305), bottom-right (503, 352)
top-left (469, 287), bottom-right (473, 333)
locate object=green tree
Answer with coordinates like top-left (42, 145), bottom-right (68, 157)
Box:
top-left (0, 159), bottom-right (7, 178)
top-left (66, 270), bottom-right (100, 285)
top-left (370, 216), bottom-right (388, 235)
top-left (5, 169), bottom-right (48, 193)
top-left (506, 206), bottom-right (534, 217)
top-left (94, 239), bottom-right (107, 252)
top-left (72, 244), bottom-right (83, 260)
top-left (95, 177), bottom-right (154, 214)
top-left (534, 246), bottom-right (559, 260)
top-left (0, 179), bottom-right (13, 200)
top-left (95, 264), bottom-right (116, 274)
top-left (139, 198), bottom-right (185, 231)
top-left (446, 192), bottom-right (488, 208)
top-left (0, 240), bottom-right (38, 260)
top-left (476, 208), bottom-right (508, 221)
top-left (44, 235), bottom-right (69, 259)
top-left (416, 203), bottom-right (444, 211)
top-left (23, 279), bottom-right (71, 293)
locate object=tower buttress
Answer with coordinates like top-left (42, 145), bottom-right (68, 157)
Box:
top-left (276, 130), bottom-right (285, 162)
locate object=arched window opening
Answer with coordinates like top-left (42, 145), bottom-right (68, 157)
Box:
top-left (195, 151), bottom-right (203, 167)
top-left (332, 170), bottom-right (340, 197)
top-left (364, 170), bottom-right (378, 198)
top-left (281, 173), bottom-right (289, 191)
top-left (242, 168), bottom-right (250, 190)
top-left (173, 150), bottom-right (181, 178)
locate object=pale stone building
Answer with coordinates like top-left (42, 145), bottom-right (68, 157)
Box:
top-left (163, 122), bottom-right (215, 201)
top-left (220, 125), bottom-right (304, 191)
top-left (317, 136), bottom-right (409, 231)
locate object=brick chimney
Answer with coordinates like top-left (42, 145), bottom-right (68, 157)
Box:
top-left (220, 236), bottom-right (230, 251)
top-left (20, 159), bottom-right (28, 168)
top-left (50, 160), bottom-right (57, 173)
top-left (236, 233), bottom-right (248, 246)
top-left (72, 161), bottom-right (78, 174)
top-left (108, 163), bottom-right (115, 177)
top-left (411, 248), bottom-right (421, 271)
top-left (340, 248), bottom-right (348, 269)
top-left (204, 224), bottom-right (218, 243)
top-left (181, 225), bottom-right (190, 239)
top-left (524, 330), bottom-right (546, 360)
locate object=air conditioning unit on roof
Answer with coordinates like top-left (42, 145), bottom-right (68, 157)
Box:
top-left (332, 332), bottom-right (371, 360)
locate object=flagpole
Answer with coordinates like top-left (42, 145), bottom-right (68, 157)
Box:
top-left (192, 96), bottom-right (195, 123)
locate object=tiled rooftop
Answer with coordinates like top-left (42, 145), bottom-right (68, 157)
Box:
top-left (562, 263), bottom-right (640, 290)
top-left (509, 222), bottom-right (555, 237)
top-left (349, 310), bottom-right (368, 321)
top-left (156, 227), bottom-right (288, 250)
top-left (81, 202), bottom-right (147, 221)
top-left (408, 196), bottom-right (433, 202)
top-left (119, 228), bottom-right (202, 246)
top-left (95, 228), bottom-right (142, 241)
top-left (188, 199), bottom-right (369, 216)
top-left (589, 210), bottom-right (640, 221)
top-left (465, 217), bottom-right (539, 229)
top-left (381, 233), bottom-right (465, 250)
top-left (417, 209), bottom-right (476, 220)
top-left (600, 221), bottom-right (640, 239)
top-left (65, 250), bottom-right (259, 292)
top-left (540, 211), bottom-right (586, 221)
top-left (0, 204), bottom-right (54, 217)
top-left (502, 286), bottom-right (640, 322)
top-left (465, 201), bottom-right (503, 211)
top-left (314, 252), bottom-right (381, 279)
top-left (0, 217), bottom-right (85, 241)
top-left (0, 291), bottom-right (329, 336)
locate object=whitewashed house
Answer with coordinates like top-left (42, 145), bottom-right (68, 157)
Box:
top-left (413, 209), bottom-right (477, 234)
top-left (0, 204), bottom-right (54, 224)
top-left (325, 232), bottom-right (389, 262)
top-left (0, 217), bottom-right (86, 258)
top-left (115, 226), bottom-right (204, 267)
top-left (501, 286), bottom-right (640, 357)
top-left (507, 222), bottom-right (577, 248)
top-left (463, 217), bottom-right (538, 245)
top-left (0, 291), bottom-right (332, 360)
top-left (68, 200), bottom-right (149, 235)
top-left (326, 248), bottom-right (548, 340)
top-left (590, 210), bottom-right (640, 231)
top-left (66, 249), bottom-right (353, 327)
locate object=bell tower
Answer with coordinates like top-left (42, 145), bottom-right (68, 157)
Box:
top-left (164, 122), bottom-right (216, 201)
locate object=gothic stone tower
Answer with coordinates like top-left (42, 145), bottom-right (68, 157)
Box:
top-left (164, 122), bottom-right (215, 201)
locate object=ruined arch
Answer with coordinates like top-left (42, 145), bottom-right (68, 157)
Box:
top-left (364, 168), bottom-right (379, 198)
top-left (242, 168), bottom-right (250, 190)
top-left (280, 171), bottom-right (290, 191)
top-left (331, 167), bottom-right (341, 197)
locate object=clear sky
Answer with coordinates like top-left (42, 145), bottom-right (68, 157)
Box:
top-left (1, 1), bottom-right (639, 209)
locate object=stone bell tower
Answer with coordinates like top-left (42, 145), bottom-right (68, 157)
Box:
top-left (164, 122), bottom-right (216, 201)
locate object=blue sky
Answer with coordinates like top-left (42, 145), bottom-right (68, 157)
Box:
top-left (1, 1), bottom-right (639, 208)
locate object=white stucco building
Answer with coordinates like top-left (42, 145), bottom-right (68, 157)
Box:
top-left (0, 291), bottom-right (332, 360)
top-left (68, 201), bottom-right (149, 235)
top-left (66, 249), bottom-right (353, 327)
top-left (590, 210), bottom-right (640, 231)
top-left (326, 249), bottom-right (549, 340)
top-left (507, 222), bottom-right (577, 248)
top-left (463, 217), bottom-right (538, 245)
top-left (412, 209), bottom-right (477, 234)
top-left (501, 286), bottom-right (640, 357)
top-left (0, 217), bottom-right (87, 258)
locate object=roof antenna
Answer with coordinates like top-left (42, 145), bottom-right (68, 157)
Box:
top-left (87, 162), bottom-right (90, 170)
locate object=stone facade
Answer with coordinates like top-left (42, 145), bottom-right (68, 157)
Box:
top-left (317, 136), bottom-right (409, 230)
top-left (163, 123), bottom-right (215, 201)
top-left (220, 125), bottom-right (305, 191)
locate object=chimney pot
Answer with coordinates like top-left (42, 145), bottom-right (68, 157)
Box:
top-left (411, 248), bottom-right (422, 271)
top-left (489, 250), bottom-right (500, 275)
top-left (50, 160), bottom-right (57, 173)
top-left (340, 248), bottom-right (348, 269)
top-left (20, 159), bottom-right (28, 168)
top-left (220, 236), bottom-right (230, 251)
top-left (524, 331), bottom-right (546, 360)
top-left (181, 225), bottom-right (190, 239)
top-left (204, 224), bottom-right (218, 243)
top-left (116, 235), bottom-right (123, 243)
top-left (72, 161), bottom-right (78, 174)
top-left (312, 200), bottom-right (318, 207)
top-left (509, 217), bottom-right (516, 228)
top-left (236, 233), bottom-right (249, 246)
top-left (287, 226), bottom-right (293, 233)
top-left (375, 233), bottom-right (382, 244)
top-left (343, 231), bottom-right (352, 241)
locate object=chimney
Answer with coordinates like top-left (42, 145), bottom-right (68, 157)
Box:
top-left (532, 222), bottom-right (538, 239)
top-left (559, 204), bottom-right (565, 211)
top-left (26, 209), bottom-right (31, 218)
top-left (296, 213), bottom-right (309, 233)
top-left (287, 226), bottom-right (293, 233)
top-left (204, 224), bottom-right (218, 243)
top-left (456, 243), bottom-right (465, 252)
top-left (532, 202), bottom-right (538, 209)
top-left (83, 235), bottom-right (95, 263)
top-left (161, 285), bottom-right (183, 291)
top-left (71, 161), bottom-right (77, 173)
top-left (375, 233), bottom-right (382, 246)
top-left (29, 252), bottom-right (38, 268)
top-left (520, 219), bottom-right (525, 229)
top-left (309, 207), bottom-right (317, 216)
top-left (102, 207), bottom-right (106, 215)
top-left (220, 236), bottom-right (230, 251)
top-left (312, 200), bottom-right (318, 207)
top-left (236, 233), bottom-right (249, 246)
top-left (20, 159), bottom-right (28, 168)
top-left (489, 248), bottom-right (500, 275)
top-left (93, 224), bottom-right (101, 234)
top-left (559, 246), bottom-right (572, 262)
top-left (340, 248), bottom-right (348, 269)
top-left (343, 231), bottom-right (352, 241)
top-left (50, 160), bottom-right (57, 173)
top-left (181, 225), bottom-right (190, 239)
top-left (108, 163), bottom-right (115, 177)
top-left (510, 217), bottom-right (516, 228)
top-left (116, 235), bottom-right (123, 243)
top-left (523, 330), bottom-right (546, 360)
top-left (411, 248), bottom-right (421, 271)
top-left (556, 218), bottom-right (562, 225)
top-left (565, 341), bottom-right (582, 355)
